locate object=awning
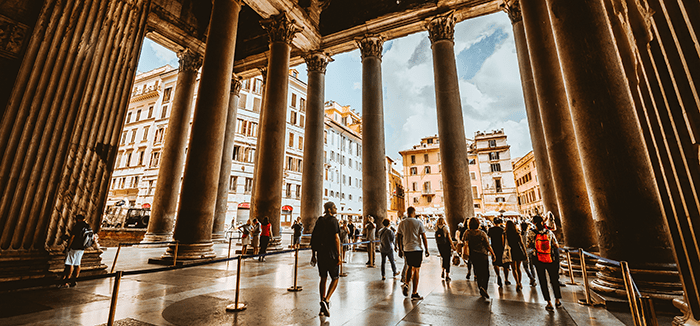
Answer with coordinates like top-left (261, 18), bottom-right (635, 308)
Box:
top-left (238, 202), bottom-right (250, 209)
top-left (282, 205), bottom-right (293, 211)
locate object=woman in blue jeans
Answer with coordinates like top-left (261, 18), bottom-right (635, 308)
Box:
top-left (462, 217), bottom-right (495, 299)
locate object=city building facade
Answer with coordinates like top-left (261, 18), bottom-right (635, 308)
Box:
top-left (386, 156), bottom-right (405, 222)
top-left (474, 129), bottom-right (519, 214)
top-left (512, 150), bottom-right (543, 216)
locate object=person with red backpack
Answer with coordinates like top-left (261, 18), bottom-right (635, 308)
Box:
top-left (527, 214), bottom-right (562, 311)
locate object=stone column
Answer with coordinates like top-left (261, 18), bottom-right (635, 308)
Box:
top-left (143, 49), bottom-right (202, 242)
top-left (426, 11), bottom-right (474, 235)
top-left (357, 35), bottom-right (388, 224)
top-left (544, 0), bottom-right (678, 297)
top-left (502, 1), bottom-right (561, 228)
top-left (520, 0), bottom-right (597, 251)
top-left (300, 51), bottom-right (333, 233)
top-left (212, 75), bottom-right (242, 241)
top-left (165, 0), bottom-right (242, 259)
top-left (250, 13), bottom-right (300, 238)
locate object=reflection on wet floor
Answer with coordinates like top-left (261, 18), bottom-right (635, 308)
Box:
top-left (0, 242), bottom-right (628, 326)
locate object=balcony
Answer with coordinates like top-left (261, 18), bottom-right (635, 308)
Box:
top-left (421, 189), bottom-right (434, 196)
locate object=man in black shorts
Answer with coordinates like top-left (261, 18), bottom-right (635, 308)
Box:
top-left (311, 202), bottom-right (342, 317)
top-left (397, 206), bottom-right (430, 300)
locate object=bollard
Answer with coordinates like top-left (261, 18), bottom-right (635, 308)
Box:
top-left (226, 255), bottom-right (247, 311)
top-left (621, 261), bottom-right (644, 326)
top-left (288, 247), bottom-right (303, 291)
top-left (110, 244), bottom-right (122, 273)
top-left (566, 250), bottom-right (577, 285)
top-left (228, 237), bottom-right (232, 259)
top-left (578, 248), bottom-right (593, 306)
top-left (107, 271), bottom-right (123, 326)
top-left (173, 241), bottom-right (179, 266)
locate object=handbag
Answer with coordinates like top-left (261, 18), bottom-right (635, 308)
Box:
top-left (452, 253), bottom-right (461, 266)
top-left (502, 235), bottom-right (513, 264)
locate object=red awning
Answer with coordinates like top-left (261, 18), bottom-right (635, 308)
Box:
top-left (142, 203), bottom-right (151, 209)
top-left (238, 202), bottom-right (250, 209)
top-left (281, 205), bottom-right (293, 211)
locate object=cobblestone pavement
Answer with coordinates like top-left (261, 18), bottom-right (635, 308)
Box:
top-left (0, 240), bottom-right (630, 326)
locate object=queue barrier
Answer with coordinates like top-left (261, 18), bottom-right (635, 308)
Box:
top-left (576, 248), bottom-right (658, 326)
top-left (110, 241), bottom-right (179, 273)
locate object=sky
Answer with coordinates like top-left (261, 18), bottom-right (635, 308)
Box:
top-left (136, 11), bottom-right (532, 164)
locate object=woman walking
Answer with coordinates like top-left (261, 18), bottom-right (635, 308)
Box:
top-left (340, 220), bottom-right (350, 262)
top-left (527, 215), bottom-right (562, 310)
top-left (259, 217), bottom-right (273, 261)
top-left (238, 219), bottom-right (252, 255)
top-left (520, 220), bottom-right (537, 286)
top-left (505, 220), bottom-right (528, 291)
top-left (435, 217), bottom-right (456, 281)
top-left (462, 217), bottom-right (495, 299)
top-left (251, 218), bottom-right (261, 256)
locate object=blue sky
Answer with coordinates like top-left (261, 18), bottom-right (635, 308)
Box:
top-left (137, 12), bottom-right (531, 164)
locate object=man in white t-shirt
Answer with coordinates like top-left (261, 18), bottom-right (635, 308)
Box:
top-left (396, 206), bottom-right (430, 300)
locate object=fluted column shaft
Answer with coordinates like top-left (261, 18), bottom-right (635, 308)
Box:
top-left (212, 76), bottom-right (242, 240)
top-left (144, 50), bottom-right (202, 242)
top-left (520, 0), bottom-right (597, 251)
top-left (300, 52), bottom-right (332, 233)
top-left (427, 12), bottom-right (473, 235)
top-left (358, 35), bottom-right (388, 225)
top-left (544, 0), bottom-right (674, 265)
top-left (251, 13), bottom-right (300, 238)
top-left (504, 1), bottom-right (561, 229)
top-left (167, 0), bottom-right (241, 259)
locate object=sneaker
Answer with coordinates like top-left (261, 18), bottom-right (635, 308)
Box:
top-left (393, 272), bottom-right (400, 277)
top-left (411, 293), bottom-right (423, 300)
top-left (320, 300), bottom-right (330, 317)
top-left (505, 280), bottom-right (512, 286)
top-left (382, 276), bottom-right (386, 280)
top-left (559, 282), bottom-right (567, 287)
top-left (402, 283), bottom-right (409, 296)
top-left (69, 282), bottom-right (77, 288)
top-left (466, 273), bottom-right (471, 280)
top-left (555, 300), bottom-right (562, 308)
top-left (479, 287), bottom-right (489, 299)
top-left (545, 303), bottom-right (554, 311)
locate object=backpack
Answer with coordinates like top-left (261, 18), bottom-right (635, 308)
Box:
top-left (435, 226), bottom-right (448, 245)
top-left (534, 231), bottom-right (552, 263)
top-left (80, 225), bottom-right (95, 249)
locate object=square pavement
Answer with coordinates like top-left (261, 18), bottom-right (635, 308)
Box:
top-left (0, 242), bottom-right (631, 326)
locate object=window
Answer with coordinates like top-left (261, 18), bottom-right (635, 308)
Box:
top-left (298, 136), bottom-right (303, 150)
top-left (286, 184), bottom-right (292, 198)
top-left (440, 180), bottom-right (443, 190)
top-left (495, 179), bottom-right (502, 193)
top-left (290, 111), bottom-right (297, 125)
top-left (253, 79), bottom-right (263, 94)
top-left (288, 133), bottom-right (294, 147)
top-left (427, 138), bottom-right (433, 144)
top-left (424, 154), bottom-right (429, 163)
top-left (297, 159), bottom-right (303, 172)
top-left (229, 176), bottom-right (237, 192)
top-left (129, 130), bottom-right (136, 143)
top-left (490, 163), bottom-right (501, 172)
top-left (489, 152), bottom-right (500, 161)
top-left (412, 182), bottom-right (417, 191)
top-left (238, 94), bottom-right (247, 109)
top-left (471, 172), bottom-right (476, 180)
top-left (423, 182), bottom-right (431, 193)
top-left (496, 197), bottom-right (506, 203)
top-left (410, 167), bottom-right (417, 175)
top-left (410, 155), bottom-right (416, 164)
top-left (149, 151), bottom-right (161, 167)
top-left (472, 186), bottom-right (479, 199)
top-left (125, 151), bottom-right (132, 167)
top-left (343, 175), bottom-right (346, 185)
top-left (427, 196), bottom-right (432, 203)
top-left (349, 194), bottom-right (352, 200)
top-left (437, 152), bottom-right (441, 161)
top-left (136, 110), bottom-right (141, 121)
top-left (148, 105), bottom-right (154, 118)
top-left (244, 178), bottom-right (253, 193)
top-left (413, 197), bottom-right (419, 203)
top-left (330, 190), bottom-right (335, 197)
top-left (324, 131), bottom-right (327, 144)
top-left (300, 98), bottom-right (306, 112)
top-left (154, 127), bottom-right (166, 144)
top-left (253, 98), bottom-right (261, 112)
top-left (126, 112), bottom-right (132, 123)
top-left (142, 126), bottom-right (149, 142)
top-left (291, 93), bottom-right (297, 107)
top-left (295, 185), bottom-right (301, 199)
top-left (424, 166), bottom-right (431, 174)
top-left (120, 132), bottom-right (127, 145)
top-left (137, 150), bottom-right (144, 166)
top-left (287, 157), bottom-right (293, 170)
top-left (299, 114), bottom-right (305, 127)
top-left (488, 139), bottom-right (497, 147)
top-left (163, 87), bottom-right (173, 102)
top-left (325, 189), bottom-right (328, 196)
top-left (242, 79), bottom-right (250, 90)
top-left (474, 204), bottom-right (481, 209)
top-left (469, 159), bottom-right (476, 165)
top-left (161, 105), bottom-right (168, 119)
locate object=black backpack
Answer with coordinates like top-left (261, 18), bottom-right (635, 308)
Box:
top-left (435, 226), bottom-right (448, 245)
top-left (80, 225), bottom-right (95, 249)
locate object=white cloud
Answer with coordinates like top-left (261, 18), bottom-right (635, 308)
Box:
top-left (149, 41), bottom-right (178, 64)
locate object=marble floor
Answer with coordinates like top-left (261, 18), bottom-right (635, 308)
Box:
top-left (0, 240), bottom-right (630, 326)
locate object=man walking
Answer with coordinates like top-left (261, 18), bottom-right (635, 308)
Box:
top-left (365, 215), bottom-right (376, 267)
top-left (378, 219), bottom-right (399, 280)
top-left (311, 202), bottom-right (342, 317)
top-left (59, 214), bottom-right (91, 288)
top-left (396, 206), bottom-right (430, 300)
top-left (291, 217), bottom-right (303, 248)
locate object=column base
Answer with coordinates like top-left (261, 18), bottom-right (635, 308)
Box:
top-left (141, 232), bottom-right (173, 243)
top-left (162, 242), bottom-right (216, 260)
top-left (560, 250), bottom-right (599, 276)
top-left (590, 260), bottom-right (683, 302)
top-left (673, 299), bottom-right (700, 326)
top-left (211, 233), bottom-right (227, 243)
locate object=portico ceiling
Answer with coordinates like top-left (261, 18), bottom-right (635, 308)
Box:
top-left (147, 0), bottom-right (500, 77)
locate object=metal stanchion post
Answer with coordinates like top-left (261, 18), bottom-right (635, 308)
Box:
top-left (226, 255), bottom-right (247, 311)
top-left (228, 237), bottom-right (232, 259)
top-left (641, 296), bottom-right (658, 326)
top-left (107, 271), bottom-right (123, 326)
top-left (566, 250), bottom-right (577, 285)
top-left (288, 247), bottom-right (303, 291)
top-left (621, 261), bottom-right (644, 326)
top-left (173, 241), bottom-right (179, 266)
top-left (110, 244), bottom-right (122, 273)
top-left (578, 248), bottom-right (593, 306)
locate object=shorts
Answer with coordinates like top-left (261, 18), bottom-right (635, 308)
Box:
top-left (317, 258), bottom-right (340, 279)
top-left (65, 249), bottom-right (84, 266)
top-left (241, 235), bottom-right (251, 246)
top-left (404, 251), bottom-right (423, 268)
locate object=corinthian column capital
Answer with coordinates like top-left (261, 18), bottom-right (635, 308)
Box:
top-left (356, 34), bottom-right (384, 61)
top-left (260, 12), bottom-right (302, 45)
top-left (427, 11), bottom-right (456, 44)
top-left (178, 48), bottom-right (203, 73)
top-left (304, 51), bottom-right (333, 74)
top-left (230, 74), bottom-right (242, 95)
top-left (501, 0), bottom-right (522, 24)
top-left (257, 66), bottom-right (268, 84)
